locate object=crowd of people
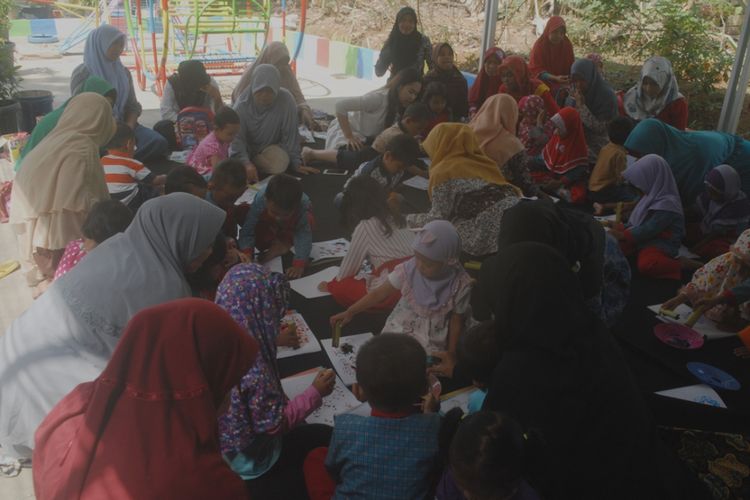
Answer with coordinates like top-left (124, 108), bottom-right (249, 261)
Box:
top-left (1, 5), bottom-right (749, 499)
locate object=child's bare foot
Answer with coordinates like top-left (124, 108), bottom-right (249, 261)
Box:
top-left (301, 147), bottom-right (316, 164)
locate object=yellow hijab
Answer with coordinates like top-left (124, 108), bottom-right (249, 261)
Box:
top-left (469, 94), bottom-right (525, 168)
top-left (424, 123), bottom-right (516, 198)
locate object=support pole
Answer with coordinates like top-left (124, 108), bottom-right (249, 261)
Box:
top-left (479, 0), bottom-right (499, 69)
top-left (718, 2), bottom-right (750, 133)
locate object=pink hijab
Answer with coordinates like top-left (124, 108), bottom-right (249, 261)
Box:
top-left (469, 94), bottom-right (525, 168)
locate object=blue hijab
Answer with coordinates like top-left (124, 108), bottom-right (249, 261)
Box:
top-left (83, 24), bottom-right (130, 120)
top-left (624, 118), bottom-right (748, 202)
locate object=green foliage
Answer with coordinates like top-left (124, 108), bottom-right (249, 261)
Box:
top-left (0, 0), bottom-right (12, 41)
top-left (565, 0), bottom-right (737, 97)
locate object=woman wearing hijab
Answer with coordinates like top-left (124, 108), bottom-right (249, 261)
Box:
top-left (623, 56), bottom-right (688, 130)
top-left (528, 16), bottom-right (575, 90)
top-left (468, 47), bottom-right (505, 116)
top-left (230, 64), bottom-right (311, 181)
top-left (15, 77), bottom-right (115, 172)
top-left (687, 164), bottom-right (750, 258)
top-left (159, 60), bottom-right (223, 122)
top-left (0, 193), bottom-right (225, 459)
top-left (423, 42), bottom-right (469, 120)
top-left (608, 154), bottom-right (686, 279)
top-left (469, 94), bottom-right (540, 197)
top-left (569, 58), bottom-right (619, 162)
top-left (625, 118), bottom-right (750, 203)
top-left (216, 264), bottom-right (334, 498)
top-left (476, 242), bottom-right (680, 499)
top-left (232, 42), bottom-right (318, 130)
top-left (70, 24), bottom-right (168, 163)
top-left (498, 56), bottom-right (559, 117)
top-left (10, 93), bottom-right (115, 289)
top-left (407, 123), bottom-right (521, 257)
top-left (493, 199), bottom-right (630, 328)
top-left (32, 299), bottom-right (258, 500)
top-left (375, 7), bottom-right (432, 79)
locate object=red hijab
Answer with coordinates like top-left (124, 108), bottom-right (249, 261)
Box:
top-left (543, 107), bottom-right (588, 174)
top-left (33, 299), bottom-right (258, 500)
top-left (498, 56), bottom-right (545, 102)
top-left (468, 47), bottom-right (505, 110)
top-left (529, 16), bottom-right (575, 78)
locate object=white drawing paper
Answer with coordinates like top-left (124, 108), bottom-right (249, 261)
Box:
top-left (647, 303), bottom-right (736, 340)
top-left (281, 368), bottom-right (362, 426)
top-left (655, 384), bottom-right (727, 408)
top-left (276, 312), bottom-right (322, 359)
top-left (402, 176), bottom-right (429, 191)
top-left (235, 186), bottom-right (258, 206)
top-left (262, 255), bottom-right (284, 275)
top-left (289, 266), bottom-right (340, 299)
top-left (321, 332), bottom-right (374, 386)
top-left (594, 214), bottom-right (617, 223)
top-left (308, 238), bottom-right (350, 262)
top-left (440, 387), bottom-right (480, 415)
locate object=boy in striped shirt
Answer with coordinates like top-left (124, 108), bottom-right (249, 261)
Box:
top-left (101, 123), bottom-right (166, 211)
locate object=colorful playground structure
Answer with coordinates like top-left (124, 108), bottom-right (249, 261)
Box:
top-left (38, 0), bottom-right (309, 95)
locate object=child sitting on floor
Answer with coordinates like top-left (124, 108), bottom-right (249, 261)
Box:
top-left (685, 164), bottom-right (750, 259)
top-left (187, 106), bottom-right (241, 180)
top-left (422, 81), bottom-right (452, 137)
top-left (607, 154), bottom-right (687, 280)
top-left (164, 165), bottom-right (209, 198)
top-left (216, 264), bottom-right (336, 497)
top-left (303, 334), bottom-right (441, 500)
top-left (333, 134), bottom-right (422, 208)
top-left (589, 116), bottom-right (636, 206)
top-left (322, 177), bottom-right (414, 309)
top-left (330, 219), bottom-right (472, 353)
top-left (102, 123), bottom-right (166, 211)
top-left (53, 199), bottom-right (134, 281)
top-left (239, 174), bottom-right (313, 279)
top-left (663, 228), bottom-right (750, 329)
top-left (206, 159), bottom-right (250, 239)
top-left (302, 102), bottom-right (430, 172)
top-left (518, 95), bottom-right (553, 157)
top-left (536, 107), bottom-right (589, 204)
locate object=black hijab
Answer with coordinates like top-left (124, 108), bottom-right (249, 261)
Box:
top-left (385, 7), bottom-right (423, 75)
top-left (168, 60), bottom-right (211, 110)
top-left (478, 243), bottom-right (668, 499)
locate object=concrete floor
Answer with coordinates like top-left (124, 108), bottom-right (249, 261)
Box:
top-left (0, 29), bottom-right (384, 498)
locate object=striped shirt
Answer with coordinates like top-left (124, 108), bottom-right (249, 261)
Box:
top-left (101, 152), bottom-right (152, 204)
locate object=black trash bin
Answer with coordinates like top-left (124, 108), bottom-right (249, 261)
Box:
top-left (15, 89), bottom-right (54, 133)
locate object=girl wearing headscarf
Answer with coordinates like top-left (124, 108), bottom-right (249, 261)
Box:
top-left (664, 228), bottom-right (750, 325)
top-left (476, 242), bottom-right (678, 499)
top-left (686, 164), bottom-right (750, 258)
top-left (407, 123), bottom-right (522, 256)
top-left (10, 93), bottom-right (116, 289)
top-left (331, 220), bottom-right (473, 353)
top-left (569, 58), bottom-right (619, 162)
top-left (608, 154), bottom-right (686, 279)
top-left (624, 118), bottom-right (750, 203)
top-left (233, 41), bottom-right (318, 130)
top-left (0, 193), bottom-right (225, 459)
top-left (498, 56), bottom-right (559, 117)
top-left (313, 68), bottom-right (422, 168)
top-left (215, 264), bottom-right (334, 497)
top-left (375, 7), bottom-right (432, 79)
top-left (494, 199), bottom-right (631, 328)
top-left (518, 95), bottom-right (554, 156)
top-left (230, 64), bottom-right (309, 180)
top-left (469, 94), bottom-right (540, 197)
top-left (537, 107), bottom-right (589, 203)
top-left (423, 42), bottom-right (469, 120)
top-left (15, 77), bottom-right (115, 172)
top-left (623, 56), bottom-right (688, 130)
top-left (468, 47), bottom-right (505, 116)
top-left (159, 60), bottom-right (223, 122)
top-left (32, 299), bottom-right (258, 500)
top-left (70, 24), bottom-right (168, 163)
top-left (528, 16), bottom-right (575, 89)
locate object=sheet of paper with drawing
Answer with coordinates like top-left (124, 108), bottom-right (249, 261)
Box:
top-left (321, 332), bottom-right (374, 386)
top-left (276, 312), bottom-right (322, 359)
top-left (309, 238), bottom-right (350, 263)
top-left (289, 266), bottom-right (340, 299)
top-left (281, 368), bottom-right (362, 426)
top-left (655, 384), bottom-right (727, 408)
top-left (439, 387), bottom-right (481, 415)
top-left (647, 304), bottom-right (736, 340)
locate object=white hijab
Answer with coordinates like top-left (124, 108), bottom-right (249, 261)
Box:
top-left (623, 56), bottom-right (683, 120)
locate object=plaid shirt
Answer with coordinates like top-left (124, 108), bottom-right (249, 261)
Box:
top-left (325, 412), bottom-right (441, 499)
